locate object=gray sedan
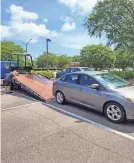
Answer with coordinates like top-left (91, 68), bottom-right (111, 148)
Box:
top-left (53, 71), bottom-right (134, 123)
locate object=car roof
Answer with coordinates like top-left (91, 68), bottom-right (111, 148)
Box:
top-left (67, 71), bottom-right (108, 76)
top-left (68, 67), bottom-right (89, 69)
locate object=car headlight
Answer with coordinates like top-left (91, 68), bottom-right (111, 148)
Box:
top-left (126, 98), bottom-right (134, 103)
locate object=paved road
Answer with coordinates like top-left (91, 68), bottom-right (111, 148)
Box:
top-left (48, 99), bottom-right (134, 137)
top-left (1, 91), bottom-right (38, 109)
top-left (1, 92), bottom-right (134, 163)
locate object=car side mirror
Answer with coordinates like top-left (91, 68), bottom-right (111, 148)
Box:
top-left (91, 84), bottom-right (100, 90)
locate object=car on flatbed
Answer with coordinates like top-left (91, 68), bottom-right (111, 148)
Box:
top-left (56, 67), bottom-right (94, 79)
top-left (53, 71), bottom-right (134, 124)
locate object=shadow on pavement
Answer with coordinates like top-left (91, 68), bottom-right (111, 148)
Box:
top-left (11, 90), bottom-right (38, 101)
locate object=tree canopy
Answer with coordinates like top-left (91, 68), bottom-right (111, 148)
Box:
top-left (84, 0), bottom-right (134, 52)
top-left (72, 55), bottom-right (80, 62)
top-left (80, 45), bottom-right (116, 70)
top-left (36, 53), bottom-right (58, 68)
top-left (36, 53), bottom-right (72, 69)
top-left (0, 41), bottom-right (24, 61)
top-left (115, 50), bottom-right (134, 70)
top-left (57, 55), bottom-right (72, 69)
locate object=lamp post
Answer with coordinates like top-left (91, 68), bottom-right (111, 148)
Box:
top-left (22, 39), bottom-right (32, 54)
top-left (46, 38), bottom-right (51, 69)
top-left (25, 39), bottom-right (32, 54)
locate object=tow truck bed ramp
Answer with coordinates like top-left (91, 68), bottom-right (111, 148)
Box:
top-left (15, 74), bottom-right (54, 101)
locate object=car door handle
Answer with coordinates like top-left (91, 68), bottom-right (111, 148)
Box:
top-left (64, 84), bottom-right (67, 87)
top-left (79, 89), bottom-right (83, 91)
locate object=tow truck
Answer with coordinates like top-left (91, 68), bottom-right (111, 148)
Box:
top-left (1, 53), bottom-right (53, 101)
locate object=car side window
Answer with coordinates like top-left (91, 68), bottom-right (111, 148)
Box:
top-left (66, 74), bottom-right (79, 84)
top-left (73, 68), bottom-right (81, 72)
top-left (66, 68), bottom-right (72, 73)
top-left (4, 63), bottom-right (10, 69)
top-left (60, 75), bottom-right (67, 81)
top-left (80, 75), bottom-right (98, 87)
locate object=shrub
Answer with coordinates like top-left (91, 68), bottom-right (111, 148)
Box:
top-left (35, 71), bottom-right (55, 79)
top-left (111, 71), bottom-right (134, 79)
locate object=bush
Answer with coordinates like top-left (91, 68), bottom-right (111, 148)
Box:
top-left (34, 70), bottom-right (134, 80)
top-left (35, 71), bottom-right (55, 79)
top-left (111, 71), bottom-right (134, 79)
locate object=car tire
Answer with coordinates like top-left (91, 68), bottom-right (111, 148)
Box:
top-left (104, 102), bottom-right (126, 124)
top-left (56, 91), bottom-right (66, 104)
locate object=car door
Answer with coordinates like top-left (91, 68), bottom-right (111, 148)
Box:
top-left (63, 74), bottom-right (81, 101)
top-left (77, 74), bottom-right (105, 110)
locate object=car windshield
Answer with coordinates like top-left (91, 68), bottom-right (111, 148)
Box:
top-left (94, 73), bottom-right (131, 89)
top-left (82, 68), bottom-right (94, 71)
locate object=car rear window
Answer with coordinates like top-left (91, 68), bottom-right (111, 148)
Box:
top-left (60, 75), bottom-right (67, 81)
top-left (73, 68), bottom-right (81, 72)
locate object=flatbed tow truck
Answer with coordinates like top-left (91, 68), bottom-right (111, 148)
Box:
top-left (2, 53), bottom-right (53, 102)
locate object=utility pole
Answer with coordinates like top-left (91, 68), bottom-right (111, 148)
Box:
top-left (46, 38), bottom-right (51, 69)
top-left (25, 39), bottom-right (32, 53)
top-left (22, 39), bottom-right (32, 54)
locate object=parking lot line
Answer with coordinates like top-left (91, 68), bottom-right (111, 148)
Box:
top-left (2, 102), bottom-right (40, 111)
top-left (44, 103), bottom-right (134, 141)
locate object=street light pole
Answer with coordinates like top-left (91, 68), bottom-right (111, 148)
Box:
top-left (25, 39), bottom-right (32, 54)
top-left (46, 38), bottom-right (51, 69)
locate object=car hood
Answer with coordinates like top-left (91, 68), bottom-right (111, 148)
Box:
top-left (116, 85), bottom-right (134, 98)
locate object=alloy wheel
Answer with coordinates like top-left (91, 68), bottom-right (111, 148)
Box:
top-left (107, 105), bottom-right (122, 121)
top-left (56, 92), bottom-right (64, 104)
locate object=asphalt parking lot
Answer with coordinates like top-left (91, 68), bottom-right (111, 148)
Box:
top-left (48, 99), bottom-right (134, 137)
top-left (1, 90), bottom-right (134, 163)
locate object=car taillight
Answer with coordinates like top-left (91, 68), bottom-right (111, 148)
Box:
top-left (53, 80), bottom-right (56, 85)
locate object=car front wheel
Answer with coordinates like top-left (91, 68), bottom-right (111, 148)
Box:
top-left (56, 91), bottom-right (66, 104)
top-left (104, 102), bottom-right (126, 123)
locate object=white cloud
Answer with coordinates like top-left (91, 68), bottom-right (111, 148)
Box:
top-left (58, 0), bottom-right (99, 13)
top-left (0, 25), bottom-right (12, 38)
top-left (1, 5), bottom-right (58, 43)
top-left (9, 5), bottom-right (38, 22)
top-left (30, 38), bottom-right (38, 43)
top-left (43, 18), bottom-right (48, 23)
top-left (61, 16), bottom-right (76, 32)
top-left (55, 33), bottom-right (106, 49)
top-left (61, 22), bottom-right (76, 31)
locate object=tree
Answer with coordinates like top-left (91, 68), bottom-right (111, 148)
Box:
top-left (36, 53), bottom-right (58, 68)
top-left (115, 50), bottom-right (134, 70)
top-left (72, 55), bottom-right (80, 62)
top-left (80, 45), bottom-right (116, 70)
top-left (84, 0), bottom-right (134, 52)
top-left (0, 41), bottom-right (24, 61)
top-left (57, 55), bottom-right (72, 69)
top-left (32, 60), bottom-right (38, 69)
top-left (36, 53), bottom-right (72, 69)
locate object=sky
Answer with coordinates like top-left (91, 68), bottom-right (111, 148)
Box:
top-left (1, 0), bottom-right (106, 59)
